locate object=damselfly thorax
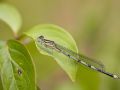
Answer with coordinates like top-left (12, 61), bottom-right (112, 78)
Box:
top-left (37, 36), bottom-right (61, 52)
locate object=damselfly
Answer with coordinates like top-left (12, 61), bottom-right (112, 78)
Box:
top-left (37, 35), bottom-right (119, 79)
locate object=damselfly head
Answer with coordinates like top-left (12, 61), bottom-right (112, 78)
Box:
top-left (39, 35), bottom-right (44, 39)
top-left (37, 35), bottom-right (44, 43)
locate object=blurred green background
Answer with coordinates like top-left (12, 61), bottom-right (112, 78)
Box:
top-left (0, 0), bottom-right (120, 90)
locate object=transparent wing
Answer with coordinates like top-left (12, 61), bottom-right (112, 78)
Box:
top-left (55, 43), bottom-right (105, 70)
top-left (78, 54), bottom-right (104, 70)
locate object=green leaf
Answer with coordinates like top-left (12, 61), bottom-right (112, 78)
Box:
top-left (0, 40), bottom-right (36, 90)
top-left (0, 41), bottom-right (4, 90)
top-left (24, 24), bottom-right (78, 81)
top-left (0, 3), bottom-right (22, 35)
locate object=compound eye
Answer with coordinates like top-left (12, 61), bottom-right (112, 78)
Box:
top-left (37, 36), bottom-right (44, 42)
top-left (39, 35), bottom-right (44, 39)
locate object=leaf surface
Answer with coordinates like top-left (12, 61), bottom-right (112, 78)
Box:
top-left (0, 3), bottom-right (22, 35)
top-left (0, 40), bottom-right (36, 90)
top-left (25, 24), bottom-right (78, 81)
